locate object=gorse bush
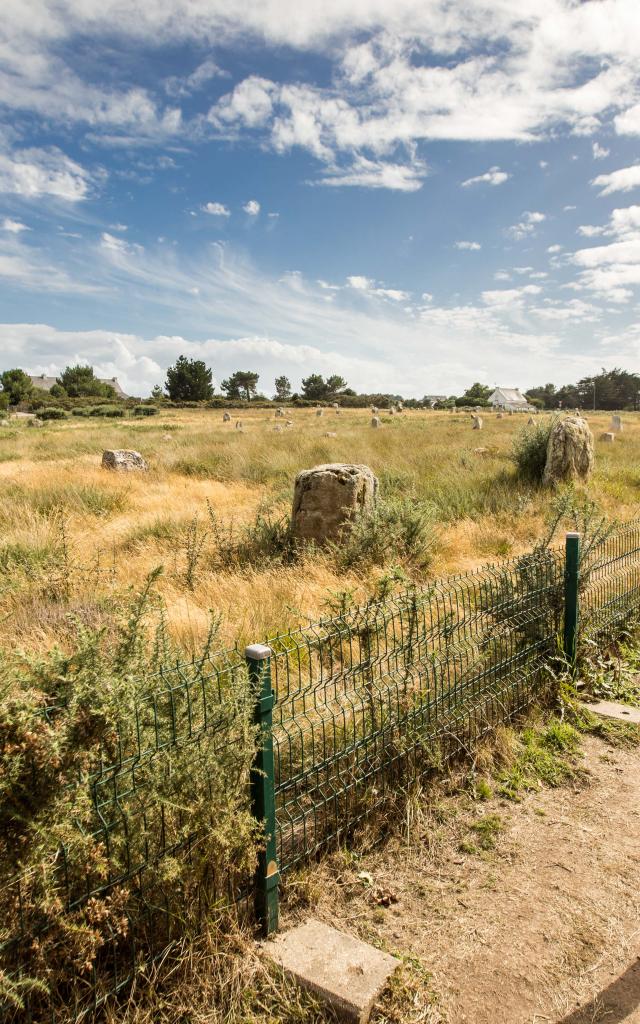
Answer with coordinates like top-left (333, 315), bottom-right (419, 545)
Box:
top-left (133, 405), bottom-right (159, 416)
top-left (36, 407), bottom-right (66, 421)
top-left (336, 496), bottom-right (438, 570)
top-left (0, 572), bottom-right (258, 1017)
top-left (510, 417), bottom-right (555, 483)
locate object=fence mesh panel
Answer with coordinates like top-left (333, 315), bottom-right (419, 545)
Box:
top-left (4, 520), bottom-right (640, 1020)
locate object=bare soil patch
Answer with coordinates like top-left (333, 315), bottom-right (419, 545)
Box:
top-left (290, 734), bottom-right (640, 1023)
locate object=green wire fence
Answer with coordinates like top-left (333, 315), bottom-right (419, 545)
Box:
top-left (4, 521), bottom-right (640, 1020)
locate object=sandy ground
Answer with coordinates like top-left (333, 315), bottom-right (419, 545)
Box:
top-left (300, 734), bottom-right (640, 1023)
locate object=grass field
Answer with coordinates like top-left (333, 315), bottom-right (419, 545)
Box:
top-left (1, 405), bottom-right (638, 654)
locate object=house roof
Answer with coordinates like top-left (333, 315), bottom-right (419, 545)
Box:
top-left (30, 374), bottom-right (128, 398)
top-left (490, 387), bottom-right (529, 405)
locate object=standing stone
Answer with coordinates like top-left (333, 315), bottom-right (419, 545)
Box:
top-left (316, 408), bottom-right (324, 417)
top-left (610, 414), bottom-right (623, 433)
top-left (600, 432), bottom-right (615, 443)
top-left (371, 406), bottom-right (378, 414)
top-left (291, 463), bottom-right (378, 545)
top-left (496, 412), bottom-right (504, 419)
top-left (102, 450), bottom-right (148, 472)
top-left (397, 402), bottom-right (403, 411)
top-left (528, 416), bottom-right (535, 425)
top-left (274, 424), bottom-right (283, 432)
top-left (371, 416), bottom-right (381, 428)
top-left (285, 419), bottom-right (294, 427)
top-left (235, 420), bottom-right (243, 431)
top-left (472, 415), bottom-right (483, 430)
top-left (275, 408), bottom-right (284, 418)
top-left (223, 412), bottom-right (231, 422)
top-left (543, 415), bottom-right (594, 487)
top-left (332, 403), bottom-right (339, 409)
top-left (389, 408), bottom-right (395, 416)
top-left (324, 431), bottom-right (337, 438)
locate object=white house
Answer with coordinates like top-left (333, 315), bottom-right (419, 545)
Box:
top-left (489, 387), bottom-right (531, 412)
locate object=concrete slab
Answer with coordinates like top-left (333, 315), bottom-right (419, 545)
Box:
top-left (581, 700), bottom-right (640, 725)
top-left (263, 918), bottom-right (399, 1023)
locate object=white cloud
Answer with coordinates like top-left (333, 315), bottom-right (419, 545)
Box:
top-left (482, 284), bottom-right (542, 307)
top-left (614, 103), bottom-right (640, 136)
top-left (578, 224), bottom-right (608, 237)
top-left (547, 244), bottom-right (563, 253)
top-left (165, 59), bottom-right (227, 98)
top-left (461, 166), bottom-right (509, 188)
top-left (346, 274), bottom-right (409, 300)
top-left (202, 201), bottom-right (230, 216)
top-left (1, 217), bottom-right (29, 232)
top-left (570, 203), bottom-right (640, 302)
top-left (243, 199), bottom-right (260, 215)
top-left (314, 155), bottom-right (427, 192)
top-left (0, 147), bottom-right (95, 201)
top-left (454, 240), bottom-right (481, 250)
top-left (507, 211), bottom-right (546, 240)
top-left (592, 142), bottom-right (609, 159)
top-left (592, 164), bottom-right (640, 196)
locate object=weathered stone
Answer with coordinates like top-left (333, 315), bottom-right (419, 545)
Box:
top-left (332, 403), bottom-right (339, 409)
top-left (264, 919), bottom-right (399, 1024)
top-left (235, 420), bottom-right (243, 431)
top-left (291, 463), bottom-right (378, 545)
top-left (371, 406), bottom-right (378, 414)
top-left (496, 412), bottom-right (504, 419)
top-left (324, 431), bottom-right (337, 438)
top-left (274, 424), bottom-right (283, 432)
top-left (162, 433), bottom-right (172, 441)
top-left (371, 416), bottom-right (381, 428)
top-left (316, 408), bottom-right (324, 417)
top-left (473, 447), bottom-right (489, 455)
top-left (27, 419), bottom-right (44, 428)
top-left (101, 449), bottom-right (148, 472)
top-left (610, 414), bottom-right (623, 432)
top-left (542, 415), bottom-right (594, 487)
top-left (528, 416), bottom-right (535, 425)
top-left (223, 412), bottom-right (231, 422)
top-left (600, 431), bottom-right (615, 443)
top-left (275, 408), bottom-right (284, 418)
top-left (389, 408), bottom-right (395, 416)
top-left (472, 415), bottom-right (483, 430)
top-left (285, 419), bottom-right (294, 427)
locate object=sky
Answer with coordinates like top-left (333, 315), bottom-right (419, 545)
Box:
top-left (1, 1), bottom-right (640, 399)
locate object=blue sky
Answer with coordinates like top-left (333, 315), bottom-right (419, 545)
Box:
top-left (1, 1), bottom-right (640, 397)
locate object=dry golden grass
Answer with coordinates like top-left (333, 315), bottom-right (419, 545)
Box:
top-left (2, 406), bottom-right (639, 653)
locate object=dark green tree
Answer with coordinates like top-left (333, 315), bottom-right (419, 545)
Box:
top-left (525, 383), bottom-right (558, 409)
top-left (325, 374), bottom-right (348, 398)
top-left (274, 375), bottom-right (292, 401)
top-left (221, 371), bottom-right (259, 401)
top-left (57, 365), bottom-right (115, 399)
top-left (0, 368), bottom-right (33, 405)
top-left (301, 374), bottom-right (328, 401)
top-left (165, 355), bottom-right (214, 402)
top-left (455, 382), bottom-right (491, 407)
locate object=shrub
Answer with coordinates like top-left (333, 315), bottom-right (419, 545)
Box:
top-left (511, 418), bottom-right (556, 484)
top-left (0, 574), bottom-right (258, 1016)
top-left (71, 407), bottom-right (90, 417)
top-left (336, 496), bottom-right (437, 570)
top-left (133, 405), bottom-right (158, 416)
top-left (36, 407), bottom-right (67, 421)
top-left (89, 405), bottom-right (125, 417)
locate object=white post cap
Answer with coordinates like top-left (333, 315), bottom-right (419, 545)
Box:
top-left (245, 643), bottom-right (272, 660)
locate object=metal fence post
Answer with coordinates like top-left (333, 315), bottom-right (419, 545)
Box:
top-left (246, 643), bottom-right (279, 936)
top-left (564, 532), bottom-right (580, 669)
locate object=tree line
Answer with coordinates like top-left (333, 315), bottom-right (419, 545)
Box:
top-left (2, 359), bottom-right (640, 412)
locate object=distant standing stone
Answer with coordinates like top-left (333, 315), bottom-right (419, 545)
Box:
top-left (528, 416), bottom-right (535, 425)
top-left (324, 431), bottom-right (337, 438)
top-left (102, 449), bottom-right (148, 472)
top-left (275, 408), bottom-right (284, 418)
top-left (371, 406), bottom-right (378, 414)
top-left (610, 414), bottom-right (623, 432)
top-left (371, 416), bottom-right (381, 428)
top-left (223, 412), bottom-right (231, 422)
top-left (316, 408), bottom-right (324, 417)
top-left (235, 420), bottom-right (243, 431)
top-left (285, 419), bottom-right (294, 427)
top-left (496, 412), bottom-right (504, 419)
top-left (291, 463), bottom-right (378, 545)
top-left (274, 424), bottom-right (283, 432)
top-left (472, 415), bottom-right (483, 430)
top-left (543, 415), bottom-right (594, 487)
top-left (600, 431), bottom-right (615, 443)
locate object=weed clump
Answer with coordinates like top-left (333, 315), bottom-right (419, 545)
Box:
top-left (511, 417), bottom-right (555, 483)
top-left (335, 496), bottom-right (438, 570)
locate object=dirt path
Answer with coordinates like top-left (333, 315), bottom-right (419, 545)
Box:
top-left (307, 734), bottom-right (640, 1023)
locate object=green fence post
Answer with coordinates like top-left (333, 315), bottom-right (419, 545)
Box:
top-left (564, 532), bottom-right (580, 669)
top-left (246, 643), bottom-right (279, 936)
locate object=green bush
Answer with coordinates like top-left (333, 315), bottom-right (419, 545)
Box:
top-left (71, 407), bottom-right (90, 417)
top-left (89, 405), bottom-right (125, 417)
top-left (133, 405), bottom-right (159, 416)
top-left (36, 407), bottom-right (67, 421)
top-left (336, 496), bottom-right (437, 570)
top-left (511, 418), bottom-right (555, 484)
